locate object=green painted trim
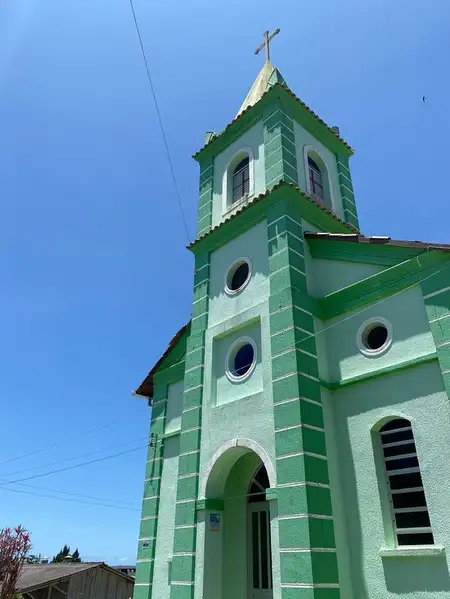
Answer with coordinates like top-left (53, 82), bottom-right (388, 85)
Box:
top-left (162, 429), bottom-right (181, 440)
top-left (265, 487), bottom-right (278, 501)
top-left (266, 210), bottom-right (340, 593)
top-left (322, 352), bottom-right (438, 389)
top-left (336, 153), bottom-right (359, 230)
top-left (193, 84), bottom-right (352, 164)
top-left (169, 254), bottom-right (210, 599)
top-left (189, 183), bottom-right (352, 257)
top-left (153, 360), bottom-right (186, 386)
top-left (421, 279), bottom-right (450, 400)
top-left (197, 158), bottom-right (214, 236)
top-left (153, 325), bottom-right (190, 374)
top-left (319, 250), bottom-right (450, 320)
top-left (263, 101), bottom-right (299, 189)
top-left (307, 238), bottom-right (425, 267)
top-left (195, 498), bottom-right (225, 511)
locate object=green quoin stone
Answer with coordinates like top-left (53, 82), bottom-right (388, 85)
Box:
top-left (133, 39), bottom-right (449, 599)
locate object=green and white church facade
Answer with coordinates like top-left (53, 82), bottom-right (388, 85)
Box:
top-left (133, 33), bottom-right (450, 599)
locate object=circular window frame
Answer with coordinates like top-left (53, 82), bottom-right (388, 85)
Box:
top-left (225, 336), bottom-right (257, 383)
top-left (225, 258), bottom-right (252, 296)
top-left (357, 317), bottom-right (393, 357)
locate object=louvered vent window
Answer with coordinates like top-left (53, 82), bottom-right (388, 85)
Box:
top-left (380, 418), bottom-right (434, 546)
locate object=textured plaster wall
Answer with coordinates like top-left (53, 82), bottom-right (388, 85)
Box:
top-left (324, 285), bottom-right (436, 383)
top-left (165, 381), bottom-right (184, 434)
top-left (209, 220), bottom-right (269, 327)
top-left (196, 222), bottom-right (277, 597)
top-left (293, 122), bottom-right (343, 220)
top-left (202, 299), bottom-right (275, 469)
top-left (152, 435), bottom-right (180, 599)
top-left (309, 258), bottom-right (385, 297)
top-left (212, 320), bottom-right (263, 405)
top-left (211, 122), bottom-right (265, 228)
top-left (197, 451), bottom-right (280, 599)
top-left (330, 361), bottom-right (450, 598)
top-left (321, 386), bottom-right (355, 599)
top-left (222, 452), bottom-right (260, 599)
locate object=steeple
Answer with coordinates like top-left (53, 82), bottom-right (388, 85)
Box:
top-left (236, 61), bottom-right (286, 117)
top-left (236, 28), bottom-right (286, 117)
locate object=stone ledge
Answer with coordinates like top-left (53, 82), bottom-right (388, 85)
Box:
top-left (379, 546), bottom-right (445, 558)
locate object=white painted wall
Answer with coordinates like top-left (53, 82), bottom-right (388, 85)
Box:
top-left (294, 122), bottom-right (343, 220)
top-left (212, 122), bottom-right (265, 228)
top-left (152, 436), bottom-right (180, 599)
top-left (165, 381), bottom-right (184, 434)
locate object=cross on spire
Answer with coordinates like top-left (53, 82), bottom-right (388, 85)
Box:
top-left (254, 29), bottom-right (280, 64)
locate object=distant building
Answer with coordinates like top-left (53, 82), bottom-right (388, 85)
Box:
top-left (114, 566), bottom-right (136, 578)
top-left (17, 562), bottom-right (134, 599)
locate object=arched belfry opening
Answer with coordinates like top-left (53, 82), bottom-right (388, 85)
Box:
top-left (201, 444), bottom-right (275, 599)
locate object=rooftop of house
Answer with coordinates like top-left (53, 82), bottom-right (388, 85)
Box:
top-left (17, 562), bottom-right (134, 592)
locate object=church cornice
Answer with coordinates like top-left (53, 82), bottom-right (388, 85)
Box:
top-left (192, 83), bottom-right (354, 163)
top-left (319, 247), bottom-right (450, 321)
top-left (187, 180), bottom-right (358, 255)
top-left (305, 233), bottom-right (450, 267)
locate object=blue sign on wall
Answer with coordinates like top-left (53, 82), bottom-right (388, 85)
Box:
top-left (210, 513), bottom-right (221, 532)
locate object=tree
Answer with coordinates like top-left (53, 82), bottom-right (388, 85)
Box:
top-left (52, 545), bottom-right (70, 563)
top-left (52, 545), bottom-right (80, 563)
top-left (0, 525), bottom-right (32, 599)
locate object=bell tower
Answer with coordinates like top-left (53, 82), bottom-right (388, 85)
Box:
top-left (134, 30), bottom-right (360, 599)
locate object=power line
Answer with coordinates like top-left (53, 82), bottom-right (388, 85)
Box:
top-left (0, 435), bottom-right (149, 479)
top-left (0, 479), bottom-right (140, 508)
top-left (4, 443), bottom-right (149, 486)
top-left (0, 485), bottom-right (140, 512)
top-left (0, 420), bottom-right (119, 467)
top-left (128, 0), bottom-right (191, 243)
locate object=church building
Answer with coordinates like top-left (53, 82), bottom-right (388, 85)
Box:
top-left (132, 30), bottom-right (450, 599)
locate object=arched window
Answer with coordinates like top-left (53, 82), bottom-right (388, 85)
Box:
top-left (232, 157), bottom-right (250, 203)
top-left (380, 418), bottom-right (434, 546)
top-left (308, 157), bottom-right (325, 203)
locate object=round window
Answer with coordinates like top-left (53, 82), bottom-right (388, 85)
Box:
top-left (225, 259), bottom-right (251, 294)
top-left (357, 318), bottom-right (392, 356)
top-left (226, 338), bottom-right (257, 382)
top-left (364, 325), bottom-right (388, 350)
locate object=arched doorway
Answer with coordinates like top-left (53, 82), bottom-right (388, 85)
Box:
top-left (202, 445), bottom-right (274, 599)
top-left (248, 466), bottom-right (273, 599)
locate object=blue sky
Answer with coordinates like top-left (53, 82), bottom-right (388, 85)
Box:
top-left (0, 0), bottom-right (449, 565)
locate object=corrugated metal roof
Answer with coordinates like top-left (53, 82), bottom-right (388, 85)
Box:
top-left (17, 563), bottom-right (134, 591)
top-left (18, 563), bottom-right (102, 590)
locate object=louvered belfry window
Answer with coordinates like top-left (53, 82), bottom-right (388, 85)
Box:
top-left (380, 418), bottom-right (434, 546)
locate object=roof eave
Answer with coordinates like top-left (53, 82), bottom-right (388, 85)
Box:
top-left (133, 322), bottom-right (191, 399)
top-left (192, 83), bottom-right (354, 162)
top-left (187, 181), bottom-right (358, 252)
top-left (304, 232), bottom-right (450, 252)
